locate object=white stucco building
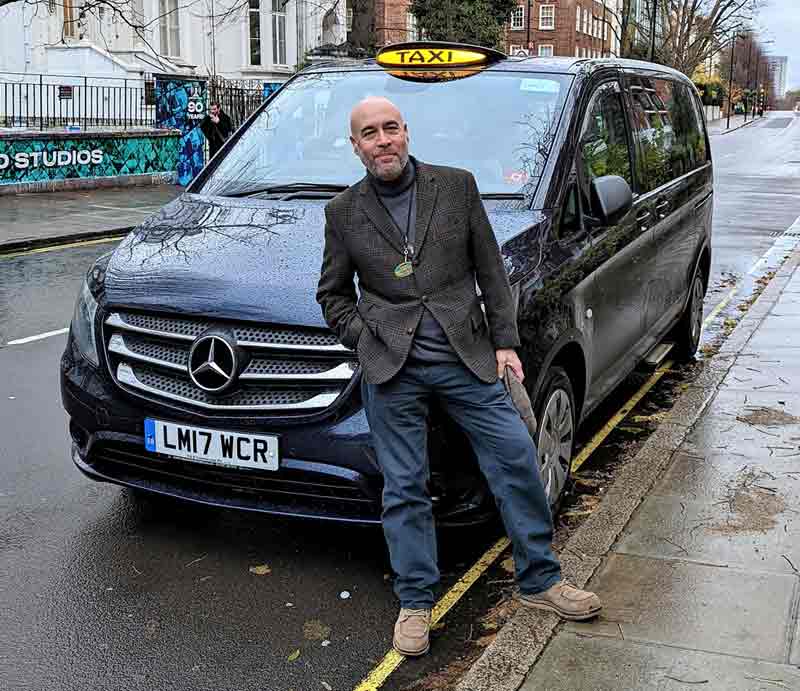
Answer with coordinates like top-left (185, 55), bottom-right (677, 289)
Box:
top-left (0, 0), bottom-right (346, 81)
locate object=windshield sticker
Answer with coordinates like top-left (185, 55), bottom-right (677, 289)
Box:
top-left (520, 79), bottom-right (560, 94)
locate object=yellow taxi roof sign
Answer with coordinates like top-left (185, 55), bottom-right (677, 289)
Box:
top-left (376, 42), bottom-right (506, 70)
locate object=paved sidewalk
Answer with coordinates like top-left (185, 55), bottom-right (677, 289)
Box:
top-left (0, 185), bottom-right (182, 251)
top-left (707, 112), bottom-right (765, 135)
top-left (521, 258), bottom-right (800, 689)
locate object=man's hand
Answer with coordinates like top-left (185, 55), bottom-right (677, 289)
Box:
top-left (496, 348), bottom-right (524, 382)
top-left (211, 115), bottom-right (220, 124)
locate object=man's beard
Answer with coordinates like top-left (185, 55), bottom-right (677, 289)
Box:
top-left (365, 151), bottom-right (408, 181)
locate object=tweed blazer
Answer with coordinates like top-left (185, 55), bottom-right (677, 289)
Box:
top-left (316, 159), bottom-right (520, 385)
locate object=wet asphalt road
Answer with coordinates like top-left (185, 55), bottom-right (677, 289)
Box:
top-left (3, 112), bottom-right (800, 691)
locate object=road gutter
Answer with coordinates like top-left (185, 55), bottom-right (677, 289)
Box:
top-left (454, 246), bottom-right (800, 691)
top-left (0, 228), bottom-right (132, 257)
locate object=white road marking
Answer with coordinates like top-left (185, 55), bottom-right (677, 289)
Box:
top-left (5, 327), bottom-right (69, 346)
top-left (747, 215), bottom-right (800, 276)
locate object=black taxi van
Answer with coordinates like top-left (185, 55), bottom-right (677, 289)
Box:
top-left (61, 43), bottom-right (712, 525)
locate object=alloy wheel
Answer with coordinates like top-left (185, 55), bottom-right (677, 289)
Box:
top-left (537, 388), bottom-right (573, 505)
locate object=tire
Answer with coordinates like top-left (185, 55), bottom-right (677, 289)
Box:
top-left (672, 268), bottom-right (706, 361)
top-left (533, 366), bottom-right (576, 509)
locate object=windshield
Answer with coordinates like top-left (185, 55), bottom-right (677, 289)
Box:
top-left (199, 69), bottom-right (572, 197)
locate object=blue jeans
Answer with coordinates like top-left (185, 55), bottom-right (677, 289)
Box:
top-left (362, 359), bottom-right (562, 609)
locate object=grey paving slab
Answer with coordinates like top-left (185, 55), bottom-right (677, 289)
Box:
top-left (563, 553), bottom-right (797, 662)
top-left (721, 349), bottom-right (800, 393)
top-left (747, 328), bottom-right (800, 350)
top-left (613, 492), bottom-right (800, 574)
top-left (527, 633), bottom-right (800, 691)
top-left (680, 390), bottom-right (800, 459)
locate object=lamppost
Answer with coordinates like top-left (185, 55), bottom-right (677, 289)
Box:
top-left (744, 32), bottom-right (753, 123)
top-left (726, 31), bottom-right (741, 130)
top-left (526, 0), bottom-right (532, 51)
top-left (649, 0), bottom-right (657, 61)
top-left (725, 23), bottom-right (750, 130)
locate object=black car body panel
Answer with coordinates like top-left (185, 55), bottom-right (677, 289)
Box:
top-left (61, 53), bottom-right (712, 524)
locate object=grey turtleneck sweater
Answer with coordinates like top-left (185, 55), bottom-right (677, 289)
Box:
top-left (368, 158), bottom-right (458, 363)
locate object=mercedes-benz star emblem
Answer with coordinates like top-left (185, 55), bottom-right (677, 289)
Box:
top-left (188, 334), bottom-right (239, 393)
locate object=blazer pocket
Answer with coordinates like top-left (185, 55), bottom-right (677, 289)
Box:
top-left (469, 304), bottom-right (487, 333)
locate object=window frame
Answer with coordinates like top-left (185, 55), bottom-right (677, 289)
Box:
top-left (576, 5), bottom-right (581, 32)
top-left (539, 4), bottom-right (555, 30)
top-left (271, 0), bottom-right (287, 66)
top-left (575, 78), bottom-right (636, 217)
top-left (538, 44), bottom-right (554, 57)
top-left (511, 4), bottom-right (525, 30)
top-left (159, 0), bottom-right (181, 57)
top-left (248, 0), bottom-right (262, 66)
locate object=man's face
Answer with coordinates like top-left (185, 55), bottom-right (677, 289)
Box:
top-left (350, 100), bottom-right (409, 181)
top-left (210, 104), bottom-right (220, 118)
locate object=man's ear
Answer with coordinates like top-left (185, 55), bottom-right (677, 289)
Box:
top-left (350, 135), bottom-right (359, 156)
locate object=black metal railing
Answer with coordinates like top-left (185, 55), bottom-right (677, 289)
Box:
top-left (0, 72), bottom-right (155, 130)
top-left (0, 72), bottom-right (274, 132)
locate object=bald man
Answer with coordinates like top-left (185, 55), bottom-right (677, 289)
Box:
top-left (316, 97), bottom-right (601, 656)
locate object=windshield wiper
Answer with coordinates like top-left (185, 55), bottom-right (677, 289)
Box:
top-left (227, 183), bottom-right (349, 198)
top-left (480, 193), bottom-right (526, 200)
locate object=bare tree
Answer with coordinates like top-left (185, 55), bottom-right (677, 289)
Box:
top-left (601, 0), bottom-right (763, 76)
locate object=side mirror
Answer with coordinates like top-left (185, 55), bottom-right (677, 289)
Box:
top-left (589, 175), bottom-right (633, 226)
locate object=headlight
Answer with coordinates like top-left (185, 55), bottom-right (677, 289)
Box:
top-left (71, 280), bottom-right (99, 366)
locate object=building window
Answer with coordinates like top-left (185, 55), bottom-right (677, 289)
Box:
top-left (576, 5), bottom-right (581, 32)
top-left (63, 0), bottom-right (75, 37)
top-left (538, 44), bottom-right (553, 57)
top-left (583, 8), bottom-right (589, 35)
top-left (159, 0), bottom-right (180, 56)
top-left (406, 10), bottom-right (419, 39)
top-left (346, 0), bottom-right (353, 32)
top-left (539, 5), bottom-right (554, 30)
top-left (272, 0), bottom-right (286, 65)
top-left (576, 46), bottom-right (580, 57)
top-left (249, 0), bottom-right (261, 65)
top-left (603, 20), bottom-right (607, 40)
top-left (510, 5), bottom-right (524, 30)
top-left (509, 44), bottom-right (521, 56)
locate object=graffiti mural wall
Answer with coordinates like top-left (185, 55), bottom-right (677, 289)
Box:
top-left (0, 131), bottom-right (181, 186)
top-left (155, 75), bottom-right (208, 186)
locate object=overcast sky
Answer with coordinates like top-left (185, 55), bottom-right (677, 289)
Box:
top-left (756, 0), bottom-right (800, 91)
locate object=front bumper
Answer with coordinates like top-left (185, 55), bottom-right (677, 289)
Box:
top-left (61, 337), bottom-right (493, 526)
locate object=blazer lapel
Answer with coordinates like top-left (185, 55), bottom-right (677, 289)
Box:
top-left (412, 162), bottom-right (438, 259)
top-left (358, 177), bottom-right (405, 255)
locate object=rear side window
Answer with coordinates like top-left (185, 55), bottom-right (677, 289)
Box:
top-left (627, 76), bottom-right (708, 193)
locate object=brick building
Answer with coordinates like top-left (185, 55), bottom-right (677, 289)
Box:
top-left (506, 0), bottom-right (620, 59)
top-left (371, 0), bottom-right (420, 47)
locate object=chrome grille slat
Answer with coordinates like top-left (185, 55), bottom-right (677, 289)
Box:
top-left (104, 310), bottom-right (356, 414)
top-left (117, 363), bottom-right (341, 411)
top-left (108, 333), bottom-right (355, 382)
top-left (108, 333), bottom-right (187, 373)
top-left (107, 312), bottom-right (351, 352)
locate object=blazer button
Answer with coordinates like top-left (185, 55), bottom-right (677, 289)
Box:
top-left (406, 327), bottom-right (414, 335)
top-left (422, 295), bottom-right (428, 302)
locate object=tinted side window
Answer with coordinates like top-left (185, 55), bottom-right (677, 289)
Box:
top-left (578, 81), bottom-right (632, 189)
top-left (628, 76), bottom-right (707, 192)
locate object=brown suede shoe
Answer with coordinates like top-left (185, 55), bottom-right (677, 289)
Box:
top-left (518, 581), bottom-right (602, 621)
top-left (393, 608), bottom-right (431, 656)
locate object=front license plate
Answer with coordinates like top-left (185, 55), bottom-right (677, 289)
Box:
top-left (144, 418), bottom-right (279, 471)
